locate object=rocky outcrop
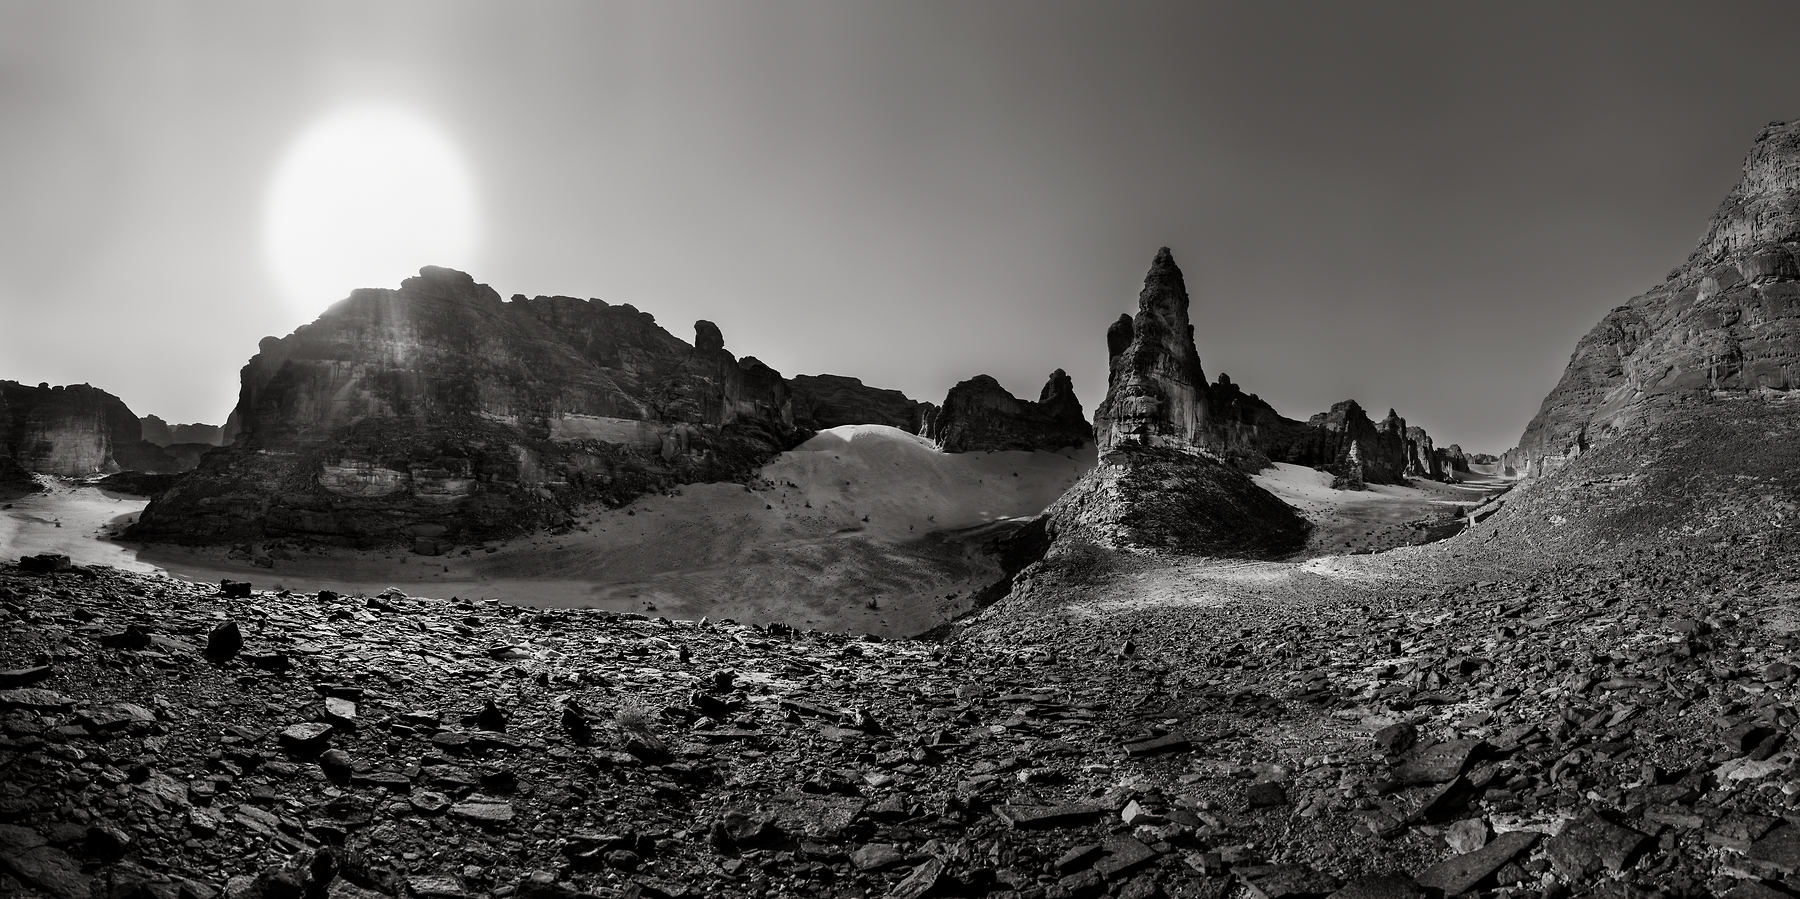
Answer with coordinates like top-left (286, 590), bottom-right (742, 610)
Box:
top-left (1093, 248), bottom-right (1210, 452)
top-left (1404, 426), bottom-right (1441, 480)
top-left (0, 381), bottom-right (176, 477)
top-left (1437, 444), bottom-right (1472, 475)
top-left (919, 371), bottom-right (1092, 453)
top-left (140, 416), bottom-right (225, 447)
top-left (1089, 249), bottom-right (1458, 486)
top-left (1042, 444), bottom-right (1310, 558)
top-left (130, 267), bottom-right (812, 549)
top-left (789, 375), bottom-right (928, 433)
top-left (1284, 401), bottom-right (1413, 487)
top-left (1511, 121), bottom-right (1800, 477)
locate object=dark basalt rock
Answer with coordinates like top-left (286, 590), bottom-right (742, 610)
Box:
top-left (919, 371), bottom-right (1092, 454)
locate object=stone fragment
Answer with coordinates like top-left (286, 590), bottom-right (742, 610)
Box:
top-left (0, 688), bottom-right (74, 711)
top-left (1373, 721), bottom-right (1418, 754)
top-left (1245, 782), bottom-right (1289, 807)
top-left (219, 580), bottom-right (252, 598)
top-left (1444, 818), bottom-right (1488, 853)
top-left (407, 874), bottom-right (465, 899)
top-left (850, 843), bottom-right (905, 871)
top-left (887, 858), bottom-right (945, 899)
top-left (1394, 739), bottom-right (1483, 785)
top-left (1325, 874), bottom-right (1425, 899)
top-left (448, 796), bottom-right (515, 826)
top-left (1544, 811), bottom-right (1650, 879)
top-left (997, 804), bottom-right (1107, 829)
top-left (0, 666), bottom-right (52, 688)
top-left (1235, 865), bottom-right (1342, 899)
top-left (1122, 732), bottom-right (1191, 756)
top-left (278, 722), bottom-right (333, 756)
top-left (1748, 823), bottom-right (1800, 874)
top-left (1415, 830), bottom-right (1539, 895)
top-left (1093, 836), bottom-right (1155, 879)
top-left (474, 699), bottom-right (508, 732)
top-left (19, 554), bottom-right (71, 573)
top-left (204, 621), bottom-right (242, 660)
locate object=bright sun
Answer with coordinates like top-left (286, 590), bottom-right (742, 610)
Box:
top-left (262, 106), bottom-right (478, 316)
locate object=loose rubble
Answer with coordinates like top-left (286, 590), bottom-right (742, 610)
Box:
top-left (5, 533), bottom-right (1800, 898)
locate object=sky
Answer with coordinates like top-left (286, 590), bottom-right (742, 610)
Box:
top-left (3, 2), bottom-right (1799, 455)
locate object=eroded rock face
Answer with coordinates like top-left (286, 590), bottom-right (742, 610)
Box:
top-left (1093, 248), bottom-right (1210, 452)
top-left (920, 371), bottom-right (1092, 453)
top-left (789, 375), bottom-right (928, 433)
top-left (0, 381), bottom-right (175, 477)
top-left (130, 267), bottom-right (806, 548)
top-left (1511, 121), bottom-right (1800, 477)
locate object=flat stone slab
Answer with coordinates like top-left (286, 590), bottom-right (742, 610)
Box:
top-left (278, 722), bottom-right (333, 753)
top-left (0, 667), bottom-right (53, 689)
top-left (1545, 811), bottom-right (1650, 879)
top-left (0, 688), bottom-right (75, 711)
top-left (448, 797), bottom-right (515, 826)
top-left (1416, 830), bottom-right (1540, 895)
top-left (767, 792), bottom-right (865, 839)
top-left (1093, 835), bottom-right (1155, 879)
top-left (1122, 733), bottom-right (1192, 757)
top-left (1749, 823), bottom-right (1800, 874)
top-left (997, 804), bottom-right (1107, 830)
top-left (1395, 739), bottom-right (1485, 785)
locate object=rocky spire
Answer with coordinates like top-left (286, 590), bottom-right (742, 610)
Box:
top-left (1092, 248), bottom-right (1210, 453)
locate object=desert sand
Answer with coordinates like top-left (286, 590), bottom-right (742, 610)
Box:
top-left (1, 426), bottom-right (1095, 638)
top-left (1250, 462), bottom-right (1510, 556)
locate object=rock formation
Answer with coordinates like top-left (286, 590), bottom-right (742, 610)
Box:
top-left (789, 375), bottom-right (928, 433)
top-left (1089, 248), bottom-right (1459, 486)
top-left (1403, 426), bottom-right (1441, 479)
top-left (1092, 248), bottom-right (1210, 452)
top-left (1436, 444), bottom-right (1472, 475)
top-left (0, 381), bottom-right (176, 477)
top-left (130, 267), bottom-right (978, 551)
top-left (140, 415), bottom-right (226, 447)
top-left (131, 268), bottom-right (799, 548)
top-left (1042, 444), bottom-right (1311, 558)
top-left (919, 371), bottom-right (1092, 453)
top-left (1510, 120), bottom-right (1800, 477)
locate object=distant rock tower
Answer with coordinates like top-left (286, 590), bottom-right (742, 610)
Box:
top-left (1092, 248), bottom-right (1210, 453)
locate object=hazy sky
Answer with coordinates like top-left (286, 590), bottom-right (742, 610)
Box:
top-left (3, 2), bottom-right (1797, 454)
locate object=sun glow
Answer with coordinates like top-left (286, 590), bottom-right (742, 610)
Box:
top-left (262, 106), bottom-right (478, 316)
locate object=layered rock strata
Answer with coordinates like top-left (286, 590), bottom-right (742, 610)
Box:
top-left (1509, 120), bottom-right (1800, 477)
top-left (920, 371), bottom-right (1092, 453)
top-left (130, 267), bottom-right (811, 549)
top-left (0, 381), bottom-right (175, 477)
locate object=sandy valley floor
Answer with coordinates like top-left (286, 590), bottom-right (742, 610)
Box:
top-left (0, 438), bottom-right (1510, 637)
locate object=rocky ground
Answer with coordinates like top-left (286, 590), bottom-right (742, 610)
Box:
top-left (8, 523), bottom-right (1800, 899)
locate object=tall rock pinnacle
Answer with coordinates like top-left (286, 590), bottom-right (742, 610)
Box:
top-left (1092, 248), bottom-right (1210, 452)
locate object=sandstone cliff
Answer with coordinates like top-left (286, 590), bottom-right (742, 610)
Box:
top-left (0, 381), bottom-right (175, 477)
top-left (1510, 120), bottom-right (1800, 477)
top-left (789, 375), bottom-right (928, 432)
top-left (919, 371), bottom-right (1092, 453)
